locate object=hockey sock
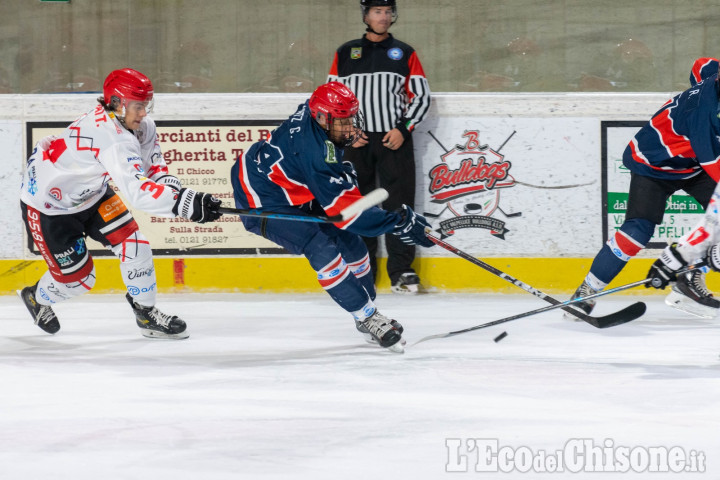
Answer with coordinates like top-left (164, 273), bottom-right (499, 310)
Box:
top-left (112, 231), bottom-right (157, 307)
top-left (588, 218), bottom-right (653, 286)
top-left (348, 252), bottom-right (376, 301)
top-left (35, 268), bottom-right (96, 305)
top-left (350, 300), bottom-right (377, 322)
top-left (316, 253), bottom-right (374, 313)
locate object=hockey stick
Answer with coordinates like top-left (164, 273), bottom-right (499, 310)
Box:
top-left (411, 264), bottom-right (706, 346)
top-left (424, 232), bottom-right (647, 330)
top-left (218, 188), bottom-right (389, 223)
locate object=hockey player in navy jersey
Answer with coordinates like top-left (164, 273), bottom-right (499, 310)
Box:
top-left (230, 81), bottom-right (433, 352)
top-left (567, 57), bottom-right (720, 319)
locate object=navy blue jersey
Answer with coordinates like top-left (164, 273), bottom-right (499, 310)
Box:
top-left (623, 57), bottom-right (720, 181)
top-left (231, 101), bottom-right (400, 237)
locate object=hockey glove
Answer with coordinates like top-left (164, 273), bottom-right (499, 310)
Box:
top-left (392, 205), bottom-right (434, 248)
top-left (646, 243), bottom-right (687, 289)
top-left (704, 244), bottom-right (720, 272)
top-left (155, 174), bottom-right (183, 193)
top-left (172, 188), bottom-right (222, 224)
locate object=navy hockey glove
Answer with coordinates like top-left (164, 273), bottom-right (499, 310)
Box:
top-left (646, 243), bottom-right (687, 289)
top-left (173, 188), bottom-right (222, 224)
top-left (392, 205), bottom-right (434, 248)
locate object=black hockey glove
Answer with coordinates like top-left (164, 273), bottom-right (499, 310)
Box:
top-left (646, 243), bottom-right (687, 289)
top-left (704, 244), bottom-right (720, 272)
top-left (172, 188), bottom-right (222, 224)
top-left (392, 205), bottom-right (434, 248)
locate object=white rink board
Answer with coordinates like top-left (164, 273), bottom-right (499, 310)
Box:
top-left (0, 92), bottom-right (676, 259)
top-left (0, 120), bottom-right (25, 258)
top-left (414, 116), bottom-right (599, 257)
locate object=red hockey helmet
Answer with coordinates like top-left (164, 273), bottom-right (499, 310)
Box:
top-left (309, 82), bottom-right (359, 123)
top-left (102, 68), bottom-right (154, 111)
top-left (309, 82), bottom-right (364, 147)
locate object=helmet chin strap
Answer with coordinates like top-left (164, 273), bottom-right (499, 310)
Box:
top-left (110, 108), bottom-right (129, 130)
top-left (365, 25), bottom-right (384, 35)
top-left (364, 22), bottom-right (394, 36)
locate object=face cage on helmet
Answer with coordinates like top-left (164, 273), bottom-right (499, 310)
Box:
top-left (328, 110), bottom-right (365, 147)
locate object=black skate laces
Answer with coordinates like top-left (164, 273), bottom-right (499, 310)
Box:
top-left (689, 271), bottom-right (713, 296)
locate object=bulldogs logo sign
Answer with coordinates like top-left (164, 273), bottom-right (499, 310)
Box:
top-left (426, 130), bottom-right (520, 239)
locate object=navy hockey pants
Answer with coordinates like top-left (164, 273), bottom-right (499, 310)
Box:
top-left (241, 213), bottom-right (377, 315)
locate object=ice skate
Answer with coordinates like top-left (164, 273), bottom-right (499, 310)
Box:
top-left (563, 280), bottom-right (599, 321)
top-left (391, 272), bottom-right (421, 295)
top-left (17, 284), bottom-right (61, 334)
top-left (126, 294), bottom-right (189, 339)
top-left (356, 310), bottom-right (404, 353)
top-left (356, 316), bottom-right (405, 347)
top-left (665, 270), bottom-right (720, 319)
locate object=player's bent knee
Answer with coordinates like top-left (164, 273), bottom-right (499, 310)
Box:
top-left (607, 218), bottom-right (654, 261)
top-left (56, 268), bottom-right (97, 299)
top-left (316, 254), bottom-right (350, 290)
top-left (112, 231), bottom-right (154, 265)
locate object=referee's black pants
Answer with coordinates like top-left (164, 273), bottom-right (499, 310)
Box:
top-left (344, 131), bottom-right (417, 284)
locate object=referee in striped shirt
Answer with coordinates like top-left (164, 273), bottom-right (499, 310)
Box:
top-left (328, 0), bottom-right (431, 294)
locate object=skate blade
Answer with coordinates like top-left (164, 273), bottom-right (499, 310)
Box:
top-left (362, 335), bottom-right (407, 348)
top-left (386, 341), bottom-right (405, 353)
top-left (139, 329), bottom-right (190, 340)
top-left (665, 292), bottom-right (719, 319)
top-left (391, 284), bottom-right (420, 295)
top-left (17, 289), bottom-right (61, 334)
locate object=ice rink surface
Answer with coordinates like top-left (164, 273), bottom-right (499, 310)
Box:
top-left (0, 291), bottom-right (718, 479)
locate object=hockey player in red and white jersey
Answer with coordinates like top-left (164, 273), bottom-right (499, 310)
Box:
top-left (19, 68), bottom-right (221, 338)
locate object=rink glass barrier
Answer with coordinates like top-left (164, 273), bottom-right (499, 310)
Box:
top-left (0, 0), bottom-right (714, 95)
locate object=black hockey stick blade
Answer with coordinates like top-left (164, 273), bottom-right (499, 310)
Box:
top-left (556, 263), bottom-right (704, 327)
top-left (410, 301), bottom-right (646, 347)
top-left (218, 188), bottom-right (389, 223)
top-left (559, 301), bottom-right (646, 328)
top-left (424, 232), bottom-right (647, 331)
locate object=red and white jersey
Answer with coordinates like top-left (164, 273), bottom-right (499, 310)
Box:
top-left (21, 104), bottom-right (177, 216)
top-left (676, 185), bottom-right (720, 263)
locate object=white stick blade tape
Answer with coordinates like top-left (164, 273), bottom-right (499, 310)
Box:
top-left (340, 188), bottom-right (389, 219)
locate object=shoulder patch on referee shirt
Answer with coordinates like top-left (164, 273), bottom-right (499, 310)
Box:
top-left (388, 47), bottom-right (403, 60)
top-left (351, 47), bottom-right (362, 59)
top-left (324, 141), bottom-right (338, 164)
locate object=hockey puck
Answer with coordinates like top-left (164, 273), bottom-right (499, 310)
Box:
top-left (493, 331), bottom-right (508, 343)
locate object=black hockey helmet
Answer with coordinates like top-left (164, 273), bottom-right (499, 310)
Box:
top-left (360, 0), bottom-right (398, 24)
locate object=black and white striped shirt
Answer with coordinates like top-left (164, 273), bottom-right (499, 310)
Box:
top-left (328, 34), bottom-right (431, 134)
